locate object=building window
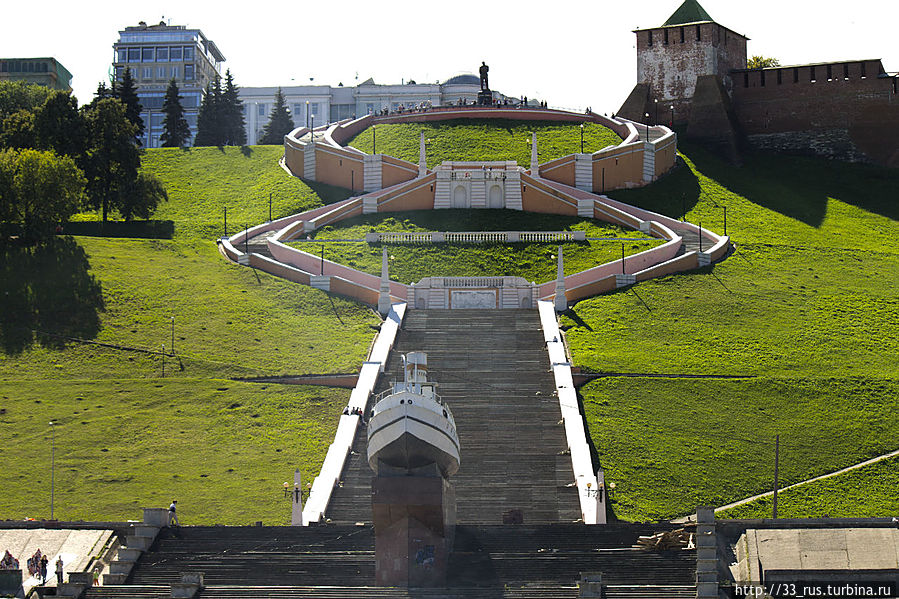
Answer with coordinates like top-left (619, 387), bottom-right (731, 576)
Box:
top-left (171, 66), bottom-right (179, 79)
top-left (680, 27), bottom-right (685, 43)
top-left (843, 64), bottom-right (849, 80)
top-left (810, 67), bottom-right (816, 83)
top-left (743, 73), bottom-right (749, 88)
top-left (142, 48), bottom-right (154, 62)
top-left (258, 104), bottom-right (266, 116)
top-left (185, 64), bottom-right (194, 80)
top-left (157, 67), bottom-right (166, 79)
top-left (860, 62), bottom-right (866, 78)
top-left (310, 103), bottom-right (320, 117)
top-left (826, 65), bottom-right (833, 81)
top-left (183, 46), bottom-right (194, 61)
top-left (142, 67), bottom-right (152, 80)
top-left (696, 25), bottom-right (701, 41)
top-left (128, 48), bottom-right (140, 62)
top-left (170, 47), bottom-right (182, 61)
top-left (760, 71), bottom-right (766, 87)
top-left (664, 29), bottom-right (669, 44)
top-left (777, 70), bottom-right (782, 85)
top-left (157, 47), bottom-right (169, 61)
top-left (793, 68), bottom-right (799, 83)
top-left (117, 48), bottom-right (128, 63)
top-left (648, 30), bottom-right (653, 46)
top-left (115, 66), bottom-right (124, 80)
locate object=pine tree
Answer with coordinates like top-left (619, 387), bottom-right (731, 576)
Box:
top-left (116, 68), bottom-right (145, 143)
top-left (221, 70), bottom-right (246, 146)
top-left (194, 76), bottom-right (221, 147)
top-left (160, 79), bottom-right (191, 147)
top-left (259, 88), bottom-right (295, 145)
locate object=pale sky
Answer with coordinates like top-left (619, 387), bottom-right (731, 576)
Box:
top-left (4, 0), bottom-right (897, 115)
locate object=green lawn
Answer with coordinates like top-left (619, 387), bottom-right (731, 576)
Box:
top-left (346, 119), bottom-right (623, 168)
top-left (717, 456), bottom-right (899, 519)
top-left (298, 210), bottom-right (661, 284)
top-left (0, 146), bottom-right (379, 523)
top-left (568, 145), bottom-right (899, 521)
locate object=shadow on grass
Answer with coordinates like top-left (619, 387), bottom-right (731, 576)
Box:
top-left (305, 179), bottom-right (357, 205)
top-left (0, 237), bottom-right (104, 355)
top-left (63, 220), bottom-right (174, 239)
top-left (574, 385), bottom-right (621, 522)
top-left (683, 142), bottom-right (899, 226)
top-left (607, 155), bottom-right (703, 221)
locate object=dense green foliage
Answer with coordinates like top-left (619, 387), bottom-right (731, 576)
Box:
top-left (569, 145), bottom-right (899, 521)
top-left (0, 148), bottom-right (86, 238)
top-left (117, 68), bottom-right (145, 142)
top-left (161, 79), bottom-right (191, 148)
top-left (346, 120), bottom-right (622, 168)
top-left (259, 88), bottom-right (295, 145)
top-left (0, 145), bottom-right (377, 523)
top-left (302, 210), bottom-right (660, 284)
top-left (718, 456), bottom-right (899, 519)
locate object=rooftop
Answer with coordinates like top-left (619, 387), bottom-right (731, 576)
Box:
top-left (663, 0), bottom-right (713, 26)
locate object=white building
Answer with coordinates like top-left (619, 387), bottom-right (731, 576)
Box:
top-left (241, 74), bottom-right (503, 145)
top-left (112, 21), bottom-right (225, 147)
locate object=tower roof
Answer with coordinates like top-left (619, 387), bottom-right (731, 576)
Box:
top-left (663, 0), bottom-right (714, 26)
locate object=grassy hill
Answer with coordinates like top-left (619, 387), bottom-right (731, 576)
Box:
top-left (567, 145), bottom-right (899, 521)
top-left (2, 127), bottom-right (897, 525)
top-left (346, 119), bottom-right (622, 168)
top-left (0, 146), bottom-right (379, 524)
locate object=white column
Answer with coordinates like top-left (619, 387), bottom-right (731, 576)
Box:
top-left (378, 248), bottom-right (392, 315)
top-left (419, 131), bottom-right (427, 177)
top-left (291, 468), bottom-right (303, 526)
top-left (554, 245), bottom-right (566, 312)
top-left (530, 132), bottom-right (539, 178)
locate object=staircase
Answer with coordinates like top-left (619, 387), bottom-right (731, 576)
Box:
top-left (325, 309), bottom-right (581, 525)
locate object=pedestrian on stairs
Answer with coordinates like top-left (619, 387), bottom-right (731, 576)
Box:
top-left (55, 556), bottom-right (64, 585)
top-left (168, 500), bottom-right (180, 526)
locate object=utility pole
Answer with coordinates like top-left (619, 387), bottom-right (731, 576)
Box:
top-left (773, 434), bottom-right (780, 519)
top-left (49, 421), bottom-right (55, 520)
top-left (269, 192), bottom-right (273, 222)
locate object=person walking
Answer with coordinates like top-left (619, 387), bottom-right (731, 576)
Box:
top-left (55, 556), bottom-right (64, 585)
top-left (168, 500), bottom-right (180, 526)
top-left (39, 554), bottom-right (48, 584)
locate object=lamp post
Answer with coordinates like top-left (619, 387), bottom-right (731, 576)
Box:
top-left (643, 113), bottom-right (650, 141)
top-left (170, 316), bottom-right (175, 355)
top-left (654, 98), bottom-right (658, 123)
top-left (310, 114), bottom-right (315, 142)
top-left (372, 125), bottom-right (376, 154)
top-left (670, 105), bottom-right (675, 127)
top-left (49, 421), bottom-right (56, 520)
top-left (305, 100), bottom-right (309, 129)
top-left (580, 122), bottom-right (585, 154)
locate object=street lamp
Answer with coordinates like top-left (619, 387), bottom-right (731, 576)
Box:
top-left (670, 105), bottom-right (675, 127)
top-left (580, 122), bottom-right (585, 154)
top-left (305, 100), bottom-right (309, 129)
top-left (372, 125), bottom-right (376, 154)
top-left (654, 98), bottom-right (659, 123)
top-left (49, 421), bottom-right (56, 520)
top-left (310, 114), bottom-right (315, 142)
top-left (643, 113), bottom-right (650, 141)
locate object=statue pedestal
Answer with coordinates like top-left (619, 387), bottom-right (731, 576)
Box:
top-left (372, 474), bottom-right (456, 587)
top-left (477, 90), bottom-right (493, 106)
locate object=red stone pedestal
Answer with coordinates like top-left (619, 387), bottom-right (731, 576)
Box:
top-left (372, 475), bottom-right (455, 587)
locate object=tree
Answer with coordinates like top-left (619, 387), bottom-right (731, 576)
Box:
top-left (0, 110), bottom-right (36, 149)
top-left (82, 99), bottom-right (140, 222)
top-left (117, 67), bottom-right (145, 143)
top-left (0, 80), bottom-right (53, 122)
top-left (160, 79), bottom-right (191, 147)
top-left (0, 148), bottom-right (86, 239)
top-left (194, 76), bottom-right (222, 147)
top-left (747, 56), bottom-right (781, 69)
top-left (120, 172), bottom-right (168, 220)
top-left (259, 88), bottom-right (295, 145)
top-left (221, 70), bottom-right (246, 146)
top-left (34, 91), bottom-right (87, 160)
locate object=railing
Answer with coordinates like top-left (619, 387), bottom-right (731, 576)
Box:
top-left (443, 277), bottom-right (507, 287)
top-left (365, 230), bottom-right (586, 244)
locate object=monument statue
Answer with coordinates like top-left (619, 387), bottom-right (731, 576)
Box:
top-left (479, 61), bottom-right (489, 91)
